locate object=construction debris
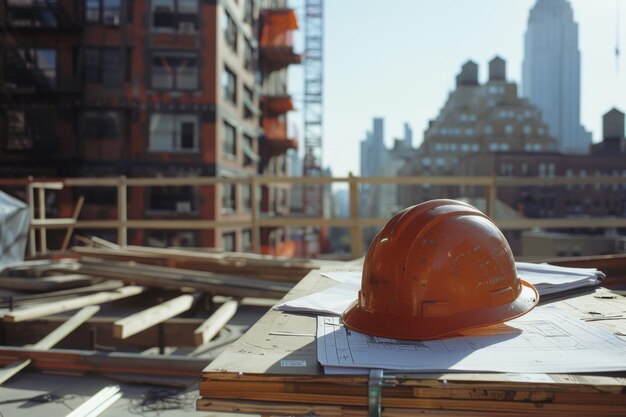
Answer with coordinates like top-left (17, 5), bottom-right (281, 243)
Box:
top-left (0, 241), bottom-right (300, 384)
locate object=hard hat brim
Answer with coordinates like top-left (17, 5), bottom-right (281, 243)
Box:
top-left (341, 279), bottom-right (539, 341)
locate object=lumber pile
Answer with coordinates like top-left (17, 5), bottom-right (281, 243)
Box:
top-left (0, 245), bottom-right (306, 384)
top-left (71, 241), bottom-right (320, 282)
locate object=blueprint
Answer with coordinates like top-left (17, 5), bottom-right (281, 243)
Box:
top-left (277, 264), bottom-right (602, 316)
top-left (317, 307), bottom-right (626, 374)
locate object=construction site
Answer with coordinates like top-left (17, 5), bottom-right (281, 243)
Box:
top-left (1, 0), bottom-right (626, 416)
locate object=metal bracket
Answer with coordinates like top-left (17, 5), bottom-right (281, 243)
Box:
top-left (368, 369), bottom-right (396, 417)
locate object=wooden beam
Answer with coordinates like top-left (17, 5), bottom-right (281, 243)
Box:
top-left (4, 286), bottom-right (144, 322)
top-left (113, 293), bottom-right (200, 339)
top-left (0, 306), bottom-right (99, 384)
top-left (57, 259), bottom-right (292, 298)
top-left (194, 300), bottom-right (238, 346)
top-left (66, 385), bottom-right (122, 417)
top-left (2, 317), bottom-right (242, 349)
top-left (61, 195), bottom-right (85, 251)
top-left (0, 346), bottom-right (207, 377)
top-left (0, 274), bottom-right (95, 292)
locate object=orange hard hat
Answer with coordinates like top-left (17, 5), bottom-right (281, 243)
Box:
top-left (342, 199), bottom-right (538, 340)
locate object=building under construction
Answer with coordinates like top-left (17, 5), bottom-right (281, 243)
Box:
top-left (0, 0), bottom-right (301, 254)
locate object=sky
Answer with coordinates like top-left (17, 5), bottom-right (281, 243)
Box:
top-left (287, 0), bottom-right (626, 178)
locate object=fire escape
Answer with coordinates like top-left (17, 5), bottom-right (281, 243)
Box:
top-left (258, 5), bottom-right (301, 255)
top-left (0, 0), bottom-right (82, 165)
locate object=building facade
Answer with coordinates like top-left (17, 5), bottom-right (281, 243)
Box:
top-left (400, 57), bottom-right (558, 205)
top-left (522, 0), bottom-right (591, 153)
top-left (0, 0), bottom-right (300, 253)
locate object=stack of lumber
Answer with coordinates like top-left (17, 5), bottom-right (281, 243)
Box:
top-left (198, 372), bottom-right (626, 416)
top-left (197, 268), bottom-right (626, 416)
top-left (0, 246), bottom-right (309, 384)
top-left (71, 241), bottom-right (320, 282)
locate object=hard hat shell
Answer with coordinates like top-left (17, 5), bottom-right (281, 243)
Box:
top-left (342, 199), bottom-right (538, 340)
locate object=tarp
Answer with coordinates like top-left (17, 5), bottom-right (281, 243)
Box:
top-left (0, 191), bottom-right (29, 266)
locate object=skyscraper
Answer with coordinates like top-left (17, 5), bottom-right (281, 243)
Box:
top-left (522, 0), bottom-right (591, 153)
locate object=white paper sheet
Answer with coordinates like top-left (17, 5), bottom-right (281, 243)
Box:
top-left (274, 263), bottom-right (602, 316)
top-left (317, 307), bottom-right (626, 374)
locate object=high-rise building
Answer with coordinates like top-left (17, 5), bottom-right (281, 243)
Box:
top-left (0, 0), bottom-right (300, 254)
top-left (522, 0), bottom-right (591, 153)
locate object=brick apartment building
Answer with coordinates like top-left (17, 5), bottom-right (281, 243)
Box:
top-left (0, 0), bottom-right (300, 254)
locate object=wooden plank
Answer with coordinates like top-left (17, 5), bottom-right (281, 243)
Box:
top-left (0, 306), bottom-right (99, 384)
top-left (4, 286), bottom-right (144, 322)
top-left (0, 346), bottom-right (208, 377)
top-left (66, 385), bottom-right (121, 417)
top-left (194, 300), bottom-right (238, 346)
top-left (71, 245), bottom-right (316, 281)
top-left (61, 195), bottom-right (85, 251)
top-left (0, 274), bottom-right (95, 292)
top-left (3, 317), bottom-right (245, 349)
top-left (112, 293), bottom-right (200, 339)
top-left (28, 306), bottom-right (100, 349)
top-left (56, 258), bottom-right (293, 298)
top-left (213, 295), bottom-right (278, 307)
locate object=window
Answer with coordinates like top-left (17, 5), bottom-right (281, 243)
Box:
top-left (243, 134), bottom-right (256, 166)
top-left (7, 0), bottom-right (57, 27)
top-left (6, 111), bottom-right (30, 150)
top-left (241, 229), bottom-right (252, 251)
top-left (223, 9), bottom-right (238, 51)
top-left (422, 157), bottom-right (431, 166)
top-left (471, 143), bottom-right (480, 152)
top-left (222, 66), bottom-right (237, 104)
top-left (221, 183), bottom-right (236, 212)
top-left (152, 52), bottom-right (198, 89)
top-left (86, 0), bottom-right (121, 25)
top-left (483, 125), bottom-right (492, 135)
top-left (221, 232), bottom-right (236, 252)
top-left (244, 0), bottom-right (254, 23)
top-left (81, 111), bottom-right (122, 139)
top-left (242, 184), bottom-right (252, 210)
top-left (464, 128), bottom-right (474, 136)
top-left (244, 38), bottom-right (255, 71)
top-left (523, 125), bottom-right (532, 135)
top-left (504, 124), bottom-right (513, 135)
top-left (152, 0), bottom-right (198, 32)
top-left (539, 163), bottom-right (546, 177)
top-left (243, 85), bottom-right (255, 119)
top-left (7, 48), bottom-right (56, 90)
top-left (84, 48), bottom-right (122, 85)
top-left (5, 109), bottom-right (56, 151)
top-left (222, 120), bottom-right (237, 158)
top-left (500, 162), bottom-right (514, 176)
top-left (149, 114), bottom-right (199, 152)
top-left (148, 186), bottom-right (197, 212)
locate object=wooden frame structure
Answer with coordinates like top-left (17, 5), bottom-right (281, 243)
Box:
top-left (2, 174), bottom-right (626, 258)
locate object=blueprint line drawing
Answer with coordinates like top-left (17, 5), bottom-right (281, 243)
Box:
top-left (317, 307), bottom-right (626, 374)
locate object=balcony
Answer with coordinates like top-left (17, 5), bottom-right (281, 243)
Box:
top-left (260, 95), bottom-right (295, 115)
top-left (261, 116), bottom-right (298, 156)
top-left (259, 8), bottom-right (302, 72)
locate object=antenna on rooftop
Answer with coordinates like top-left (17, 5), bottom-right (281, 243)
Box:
top-left (617, 0), bottom-right (621, 73)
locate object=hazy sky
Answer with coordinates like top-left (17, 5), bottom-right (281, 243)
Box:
top-left (288, 0), bottom-right (625, 178)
